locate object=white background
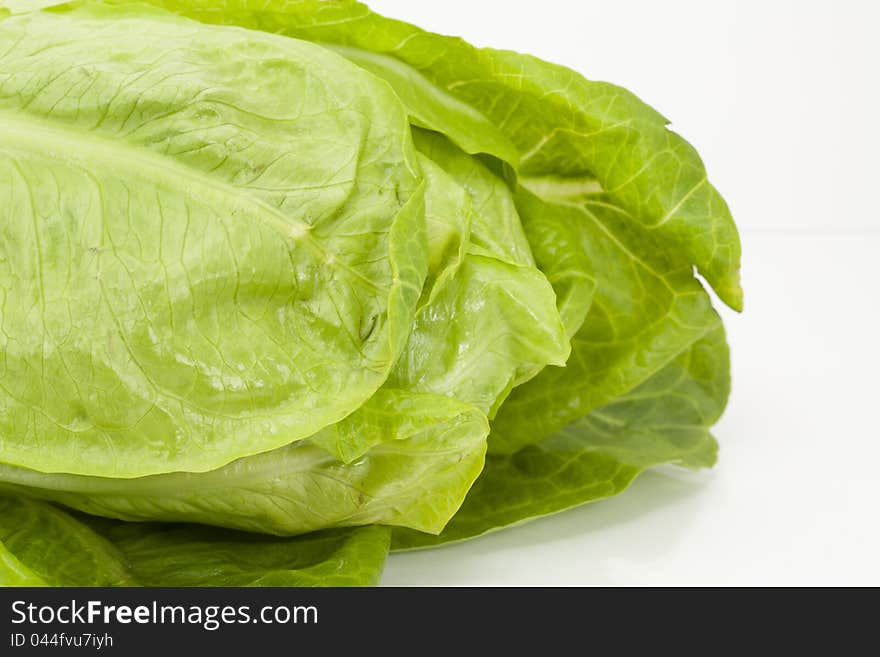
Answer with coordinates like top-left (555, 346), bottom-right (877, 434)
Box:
top-left (369, 0), bottom-right (880, 585)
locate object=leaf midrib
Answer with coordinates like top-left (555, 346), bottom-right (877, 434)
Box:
top-left (0, 108), bottom-right (383, 293)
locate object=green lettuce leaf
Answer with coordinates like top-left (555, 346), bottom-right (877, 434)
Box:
top-left (0, 541), bottom-right (47, 587)
top-left (489, 187), bottom-right (721, 454)
top-left (0, 5), bottom-right (428, 477)
top-left (331, 45), bottom-right (520, 167)
top-left (0, 496), bottom-right (390, 586)
top-left (393, 325), bottom-right (729, 548)
top-left (0, 542), bottom-right (48, 586)
top-left (0, 495), bottom-right (137, 586)
top-left (0, 391), bottom-right (488, 535)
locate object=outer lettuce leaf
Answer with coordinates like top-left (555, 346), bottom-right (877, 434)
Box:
top-left (96, 523), bottom-right (391, 587)
top-left (98, 0), bottom-right (741, 311)
top-left (0, 392), bottom-right (489, 535)
top-left (0, 496), bottom-right (137, 585)
top-left (330, 45), bottom-right (520, 167)
top-left (489, 188), bottom-right (721, 454)
top-left (393, 326), bottom-right (729, 548)
top-left (0, 5), bottom-right (427, 477)
top-left (0, 496), bottom-right (390, 586)
top-left (103, 524), bottom-right (390, 587)
top-left (0, 542), bottom-right (48, 586)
